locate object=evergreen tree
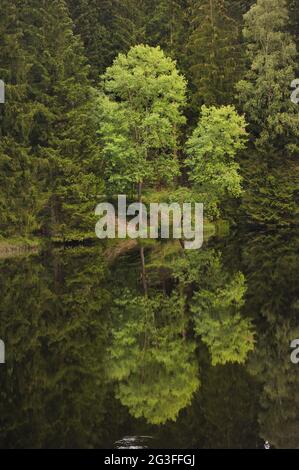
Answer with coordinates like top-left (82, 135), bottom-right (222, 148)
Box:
top-left (236, 0), bottom-right (299, 226)
top-left (67, 0), bottom-right (116, 81)
top-left (186, 0), bottom-right (245, 109)
top-left (145, 0), bottom-right (188, 63)
top-left (19, 0), bottom-right (103, 241)
top-left (0, 0), bottom-right (39, 237)
top-left (67, 0), bottom-right (147, 81)
top-left (288, 0), bottom-right (299, 52)
top-left (112, 0), bottom-right (147, 53)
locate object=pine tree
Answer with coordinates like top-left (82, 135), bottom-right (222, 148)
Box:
top-left (236, 0), bottom-right (299, 225)
top-left (288, 0), bottom-right (299, 52)
top-left (145, 0), bottom-right (188, 63)
top-left (67, 0), bottom-right (115, 81)
top-left (0, 0), bottom-right (39, 237)
top-left (112, 0), bottom-right (147, 52)
top-left (67, 0), bottom-right (147, 82)
top-left (186, 0), bottom-right (245, 109)
top-left (18, 0), bottom-right (103, 241)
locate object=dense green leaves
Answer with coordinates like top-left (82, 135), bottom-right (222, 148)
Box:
top-left (186, 105), bottom-right (248, 218)
top-left (99, 45), bottom-right (187, 196)
top-left (107, 293), bottom-right (200, 425)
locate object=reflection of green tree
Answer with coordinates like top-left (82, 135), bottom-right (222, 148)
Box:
top-left (192, 273), bottom-right (254, 366)
top-left (172, 249), bottom-right (255, 366)
top-left (0, 246), bottom-right (111, 448)
top-left (241, 231), bottom-right (299, 449)
top-left (108, 292), bottom-right (200, 425)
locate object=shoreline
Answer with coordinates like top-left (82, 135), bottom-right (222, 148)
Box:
top-left (0, 220), bottom-right (222, 261)
top-left (0, 239), bottom-right (41, 260)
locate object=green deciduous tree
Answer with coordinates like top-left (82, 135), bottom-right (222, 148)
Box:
top-left (186, 105), bottom-right (248, 218)
top-left (99, 45), bottom-right (187, 198)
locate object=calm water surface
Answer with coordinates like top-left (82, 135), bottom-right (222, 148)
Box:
top-left (0, 230), bottom-right (298, 449)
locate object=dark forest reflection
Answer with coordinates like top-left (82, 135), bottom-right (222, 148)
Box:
top-left (0, 230), bottom-right (298, 448)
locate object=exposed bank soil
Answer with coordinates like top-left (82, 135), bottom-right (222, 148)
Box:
top-left (0, 238), bottom-right (139, 262)
top-left (104, 239), bottom-right (139, 263)
top-left (0, 241), bottom-right (40, 260)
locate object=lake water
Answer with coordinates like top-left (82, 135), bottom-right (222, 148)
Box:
top-left (0, 229), bottom-right (298, 449)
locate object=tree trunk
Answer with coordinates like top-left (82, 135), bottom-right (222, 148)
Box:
top-left (138, 181), bottom-right (143, 202)
top-left (140, 245), bottom-right (148, 296)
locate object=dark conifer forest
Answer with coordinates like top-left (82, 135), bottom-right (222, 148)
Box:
top-left (0, 0), bottom-right (299, 451)
top-left (0, 0), bottom-right (298, 242)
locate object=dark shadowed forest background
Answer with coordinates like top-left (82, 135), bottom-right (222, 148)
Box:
top-left (0, 0), bottom-right (298, 450)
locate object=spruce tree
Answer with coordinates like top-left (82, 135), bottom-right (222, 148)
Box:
top-left (186, 0), bottom-right (245, 109)
top-left (145, 0), bottom-right (188, 62)
top-left (67, 0), bottom-right (117, 81)
top-left (18, 0), bottom-right (103, 241)
top-left (236, 0), bottom-right (299, 225)
top-left (0, 0), bottom-right (39, 237)
top-left (67, 0), bottom-right (147, 82)
top-left (289, 0), bottom-right (299, 52)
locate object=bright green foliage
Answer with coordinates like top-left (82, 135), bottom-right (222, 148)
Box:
top-left (192, 273), bottom-right (255, 366)
top-left (107, 292), bottom-right (200, 425)
top-left (186, 105), bottom-right (248, 218)
top-left (171, 248), bottom-right (255, 366)
top-left (99, 45), bottom-right (187, 196)
top-left (236, 0), bottom-right (299, 225)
